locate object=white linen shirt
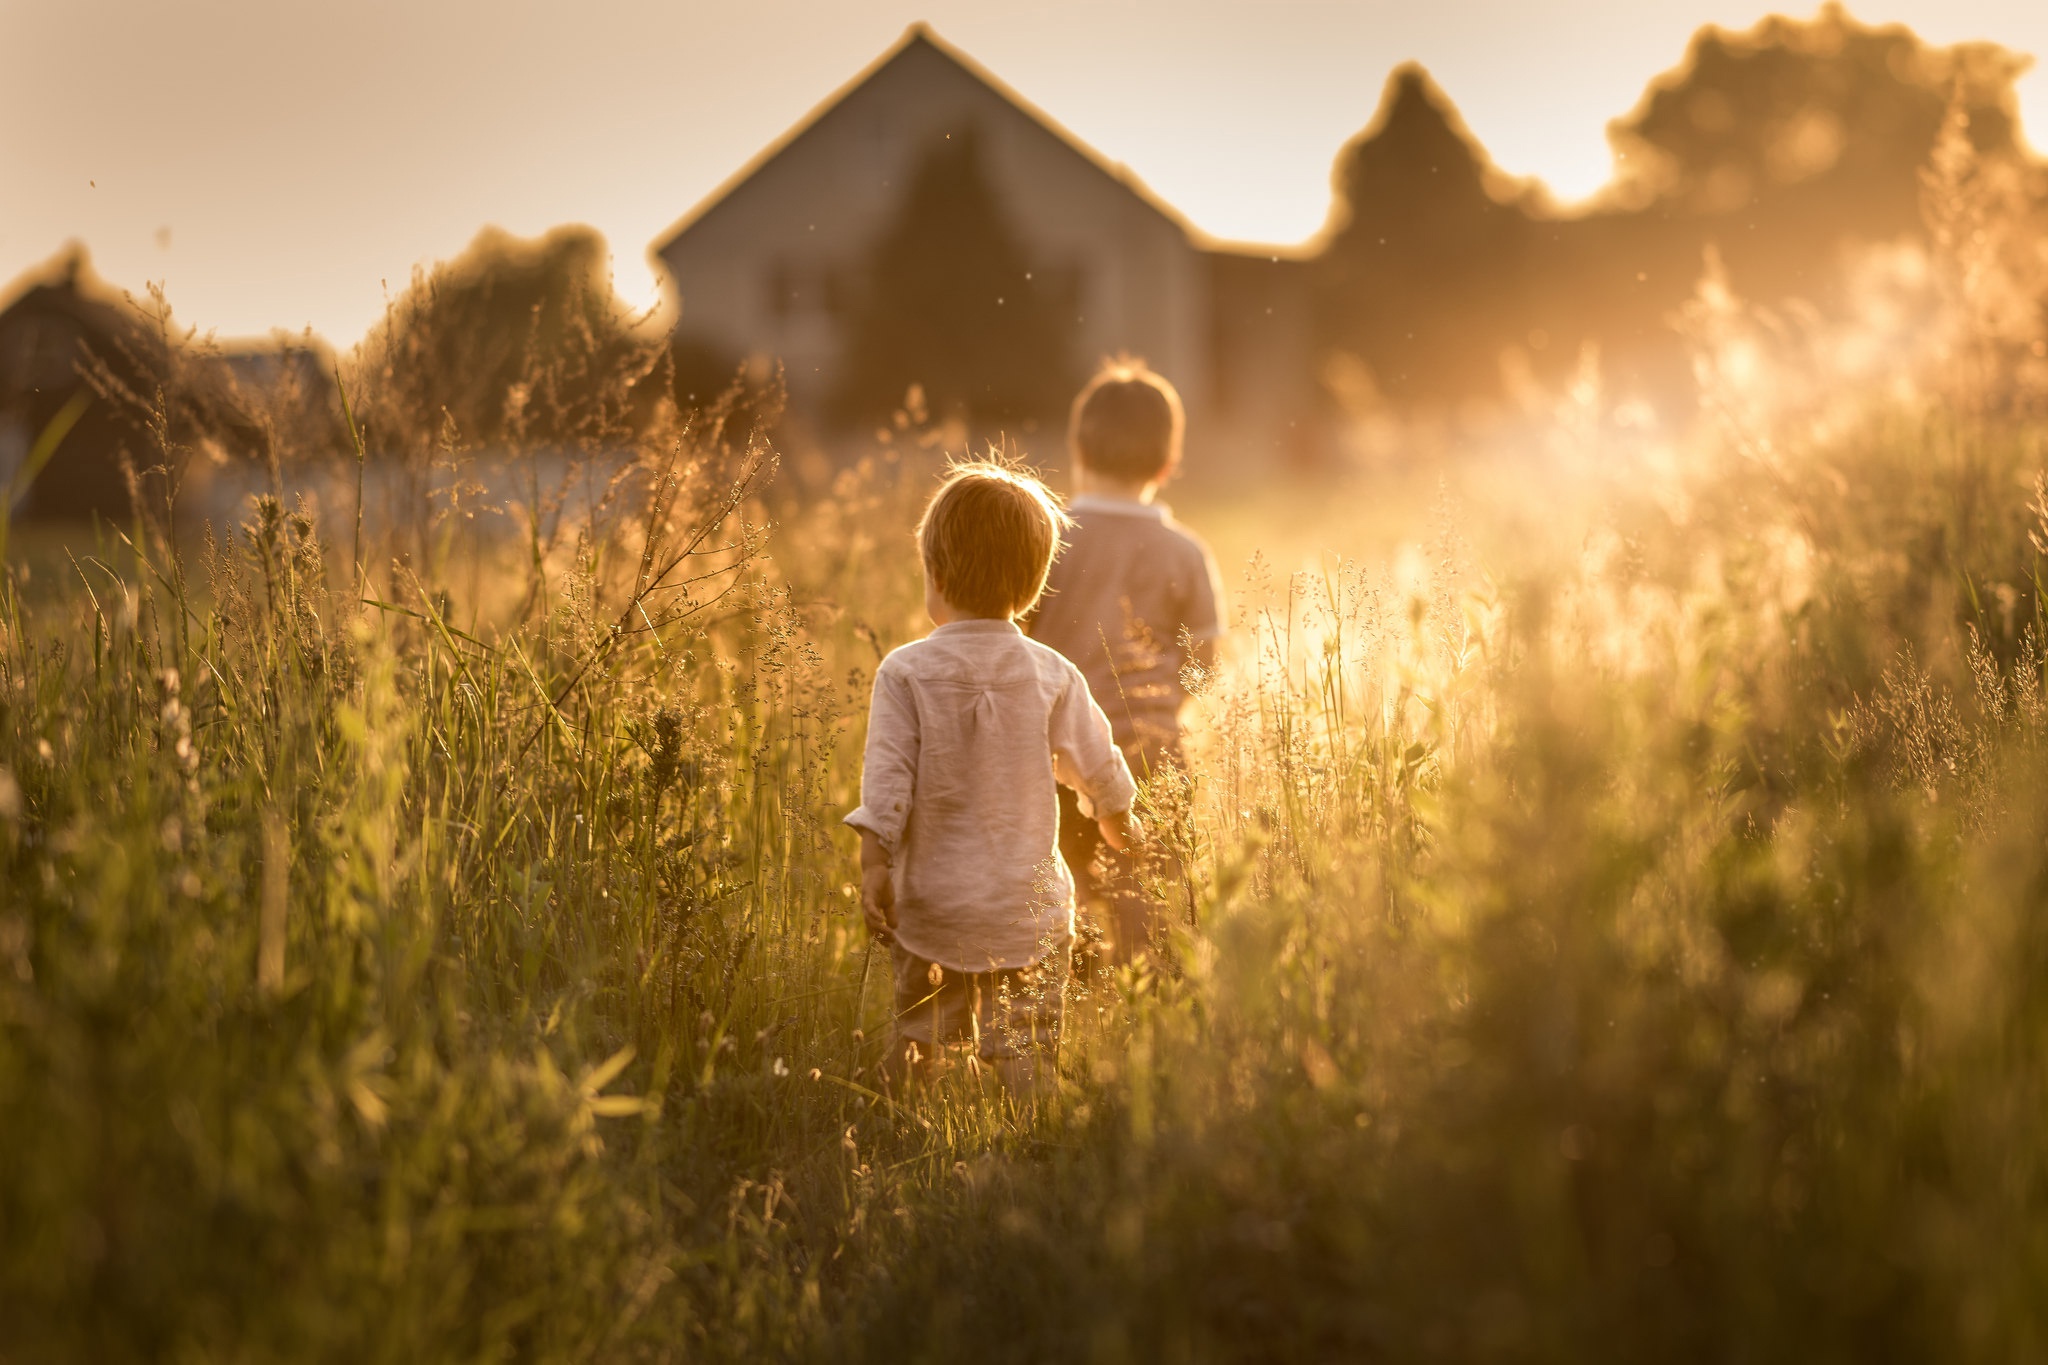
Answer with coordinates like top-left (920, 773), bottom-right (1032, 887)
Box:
top-left (844, 618), bottom-right (1138, 972)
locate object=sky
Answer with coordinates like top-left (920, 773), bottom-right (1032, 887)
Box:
top-left (3, 0), bottom-right (2043, 347)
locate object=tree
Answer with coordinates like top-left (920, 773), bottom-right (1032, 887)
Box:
top-left (353, 225), bottom-right (658, 453)
top-left (1314, 65), bottom-right (1540, 408)
top-left (827, 127), bottom-right (1078, 437)
top-left (1306, 14), bottom-right (2043, 420)
top-left (1610, 6), bottom-right (2028, 229)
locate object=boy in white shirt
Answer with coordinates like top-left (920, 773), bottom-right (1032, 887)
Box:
top-left (845, 463), bottom-right (1137, 1095)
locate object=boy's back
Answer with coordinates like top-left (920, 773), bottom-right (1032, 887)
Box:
top-left (853, 620), bottom-right (1131, 970)
top-left (1029, 495), bottom-right (1224, 764)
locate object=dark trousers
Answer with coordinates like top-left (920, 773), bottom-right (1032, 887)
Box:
top-left (886, 944), bottom-right (1064, 1097)
top-left (1058, 784), bottom-right (1160, 967)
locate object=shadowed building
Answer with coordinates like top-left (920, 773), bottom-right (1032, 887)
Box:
top-left (0, 254), bottom-right (170, 522)
top-left (650, 24), bottom-right (1322, 474)
top-left (0, 251), bottom-right (284, 524)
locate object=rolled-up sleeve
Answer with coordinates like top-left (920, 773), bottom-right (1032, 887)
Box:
top-left (1051, 665), bottom-right (1136, 818)
top-left (844, 663), bottom-right (919, 851)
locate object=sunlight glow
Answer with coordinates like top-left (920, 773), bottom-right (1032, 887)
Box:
top-left (2, 3), bottom-right (2044, 345)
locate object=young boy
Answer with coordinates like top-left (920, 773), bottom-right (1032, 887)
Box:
top-left (845, 463), bottom-right (1138, 1096)
top-left (1026, 361), bottom-right (1225, 964)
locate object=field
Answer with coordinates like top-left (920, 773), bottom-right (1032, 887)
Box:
top-left (6, 247), bottom-right (2048, 1363)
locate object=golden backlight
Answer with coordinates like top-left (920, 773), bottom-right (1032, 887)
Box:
top-left (0, 1), bottom-right (2042, 344)
top-left (5, 6), bottom-right (2048, 1361)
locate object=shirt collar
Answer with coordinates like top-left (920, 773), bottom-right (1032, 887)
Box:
top-left (1069, 492), bottom-right (1168, 521)
top-left (930, 618), bottom-right (1023, 637)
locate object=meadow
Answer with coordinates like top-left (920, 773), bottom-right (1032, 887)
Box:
top-left (5, 202), bottom-right (2048, 1362)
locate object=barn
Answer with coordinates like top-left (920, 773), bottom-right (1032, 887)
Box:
top-left (649, 25), bottom-right (1321, 474)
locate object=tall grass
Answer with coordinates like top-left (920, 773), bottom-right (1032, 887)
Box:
top-left (6, 162), bottom-right (2048, 1359)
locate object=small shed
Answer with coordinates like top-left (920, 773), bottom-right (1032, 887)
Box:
top-left (0, 252), bottom-right (267, 524)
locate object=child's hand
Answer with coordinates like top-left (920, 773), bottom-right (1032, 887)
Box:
top-left (860, 861), bottom-right (897, 939)
top-left (855, 828), bottom-right (896, 939)
top-left (1098, 807), bottom-right (1142, 852)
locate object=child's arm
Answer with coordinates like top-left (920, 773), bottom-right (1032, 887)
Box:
top-left (1051, 665), bottom-right (1140, 841)
top-left (856, 828), bottom-right (896, 939)
top-left (844, 662), bottom-right (918, 941)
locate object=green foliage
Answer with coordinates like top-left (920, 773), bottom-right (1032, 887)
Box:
top-left (6, 202), bottom-right (2048, 1362)
top-left (1612, 9), bottom-right (2028, 223)
top-left (1312, 10), bottom-right (2046, 416)
top-left (832, 396), bottom-right (2048, 1362)
top-left (352, 225), bottom-right (659, 453)
top-left (0, 367), bottom-right (929, 1358)
top-left (1318, 65), bottom-right (1537, 407)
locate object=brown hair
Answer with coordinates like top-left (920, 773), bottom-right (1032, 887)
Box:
top-left (1069, 359), bottom-right (1185, 482)
top-left (916, 462), bottom-right (1068, 619)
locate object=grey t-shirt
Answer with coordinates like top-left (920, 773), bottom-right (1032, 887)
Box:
top-left (1027, 494), bottom-right (1225, 762)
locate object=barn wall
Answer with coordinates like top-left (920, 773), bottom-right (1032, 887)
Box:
top-left (654, 38), bottom-right (1212, 456)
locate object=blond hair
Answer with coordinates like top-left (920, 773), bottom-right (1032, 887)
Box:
top-left (1069, 359), bottom-right (1185, 482)
top-left (917, 462), bottom-right (1068, 619)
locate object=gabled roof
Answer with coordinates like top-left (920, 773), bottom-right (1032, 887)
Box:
top-left (649, 24), bottom-right (1206, 259)
top-left (0, 250), bottom-right (134, 339)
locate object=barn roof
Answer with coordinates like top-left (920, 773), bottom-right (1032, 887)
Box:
top-left (648, 24), bottom-right (1206, 259)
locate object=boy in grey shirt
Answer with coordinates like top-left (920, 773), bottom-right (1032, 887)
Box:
top-left (1028, 362), bottom-right (1225, 964)
top-left (846, 463), bottom-right (1137, 1095)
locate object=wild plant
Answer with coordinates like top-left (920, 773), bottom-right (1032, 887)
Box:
top-left (6, 135), bottom-right (2048, 1362)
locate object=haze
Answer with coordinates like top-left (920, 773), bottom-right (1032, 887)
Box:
top-left (3, 0), bottom-right (2042, 345)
